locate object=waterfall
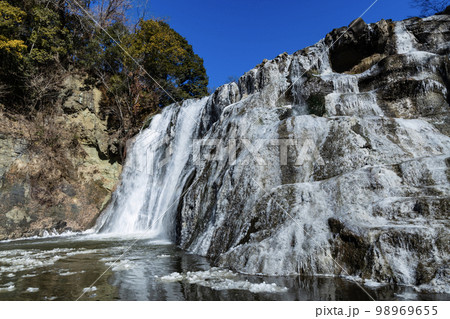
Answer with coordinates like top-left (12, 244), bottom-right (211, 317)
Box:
top-left (331, 74), bottom-right (359, 93)
top-left (323, 72), bottom-right (383, 117)
top-left (87, 15), bottom-right (449, 293)
top-left (96, 97), bottom-right (208, 239)
top-left (395, 21), bottom-right (418, 54)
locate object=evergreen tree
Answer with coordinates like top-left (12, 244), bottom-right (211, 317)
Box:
top-left (0, 1), bottom-right (210, 136)
top-left (0, 1), bottom-right (27, 108)
top-left (127, 19), bottom-right (209, 106)
top-left (0, 1), bottom-right (26, 57)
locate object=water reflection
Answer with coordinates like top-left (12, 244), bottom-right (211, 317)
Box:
top-left (0, 235), bottom-right (448, 301)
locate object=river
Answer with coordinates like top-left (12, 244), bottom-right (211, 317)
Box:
top-left (0, 234), bottom-right (447, 301)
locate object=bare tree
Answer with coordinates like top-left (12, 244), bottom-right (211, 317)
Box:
top-left (411, 0), bottom-right (449, 17)
top-left (95, 0), bottom-right (130, 28)
top-left (24, 70), bottom-right (62, 114)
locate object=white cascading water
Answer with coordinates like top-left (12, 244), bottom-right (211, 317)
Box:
top-left (395, 21), bottom-right (418, 54)
top-left (87, 17), bottom-right (447, 292)
top-left (95, 21), bottom-right (420, 239)
top-left (96, 97), bottom-right (208, 238)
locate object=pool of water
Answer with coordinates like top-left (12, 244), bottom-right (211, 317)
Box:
top-left (0, 234), bottom-right (447, 301)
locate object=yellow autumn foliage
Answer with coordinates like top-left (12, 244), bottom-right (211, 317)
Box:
top-left (0, 1), bottom-right (27, 58)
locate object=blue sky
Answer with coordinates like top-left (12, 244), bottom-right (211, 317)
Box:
top-left (131, 0), bottom-right (419, 89)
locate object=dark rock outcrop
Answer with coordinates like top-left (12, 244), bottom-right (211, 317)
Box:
top-left (325, 18), bottom-right (394, 73)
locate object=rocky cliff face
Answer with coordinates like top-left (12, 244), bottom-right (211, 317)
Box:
top-left (167, 13), bottom-right (449, 292)
top-left (0, 75), bottom-right (121, 240)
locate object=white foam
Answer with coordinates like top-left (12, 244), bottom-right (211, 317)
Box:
top-left (104, 259), bottom-right (135, 271)
top-left (25, 287), bottom-right (39, 293)
top-left (147, 239), bottom-right (172, 245)
top-left (99, 256), bottom-right (117, 263)
top-left (65, 249), bottom-right (104, 256)
top-left (158, 268), bottom-right (288, 293)
top-left (395, 21), bottom-right (418, 54)
top-left (82, 286), bottom-right (97, 293)
top-left (0, 284), bottom-right (15, 292)
top-left (0, 230), bottom-right (78, 243)
top-left (44, 296), bottom-right (57, 301)
top-left (58, 271), bottom-right (78, 276)
top-left (160, 272), bottom-right (184, 282)
top-left (206, 279), bottom-right (288, 293)
top-left (395, 292), bottom-right (418, 300)
top-left (416, 279), bottom-right (450, 294)
top-left (0, 249), bottom-right (73, 274)
top-left (363, 279), bottom-right (387, 288)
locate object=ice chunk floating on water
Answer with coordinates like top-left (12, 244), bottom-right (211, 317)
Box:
top-left (82, 286), bottom-right (97, 293)
top-left (158, 268), bottom-right (288, 293)
top-left (25, 287), bottom-right (39, 293)
top-left (0, 283), bottom-right (15, 292)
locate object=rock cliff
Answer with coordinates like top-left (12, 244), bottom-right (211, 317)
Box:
top-left (0, 75), bottom-right (121, 240)
top-left (144, 13), bottom-right (449, 292)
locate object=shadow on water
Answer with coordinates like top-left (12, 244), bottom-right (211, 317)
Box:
top-left (0, 235), bottom-right (448, 301)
